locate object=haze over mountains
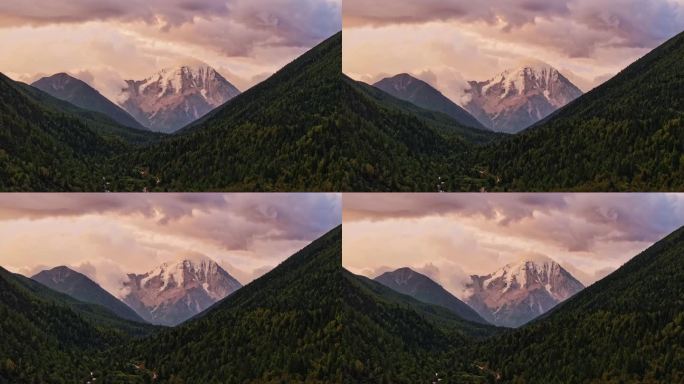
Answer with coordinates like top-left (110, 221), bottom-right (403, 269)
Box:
top-left (120, 63), bottom-right (241, 133)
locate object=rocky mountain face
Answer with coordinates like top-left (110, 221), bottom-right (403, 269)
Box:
top-left (375, 267), bottom-right (489, 324)
top-left (464, 63), bottom-right (583, 133)
top-left (465, 256), bottom-right (584, 327)
top-left (373, 73), bottom-right (487, 130)
top-left (119, 63), bottom-right (240, 133)
top-left (121, 254), bottom-right (242, 326)
top-left (32, 73), bottom-right (146, 130)
top-left (31, 266), bottom-right (145, 323)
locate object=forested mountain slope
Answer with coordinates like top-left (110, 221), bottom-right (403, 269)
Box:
top-left (123, 33), bottom-right (343, 191)
top-left (0, 267), bottom-right (156, 383)
top-left (479, 30), bottom-right (684, 191)
top-left (122, 226), bottom-right (345, 383)
top-left (479, 226), bottom-right (684, 382)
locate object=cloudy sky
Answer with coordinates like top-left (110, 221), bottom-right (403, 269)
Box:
top-left (0, 0), bottom-right (341, 101)
top-left (343, 0), bottom-right (684, 104)
top-left (0, 193), bottom-right (340, 297)
top-left (343, 193), bottom-right (684, 299)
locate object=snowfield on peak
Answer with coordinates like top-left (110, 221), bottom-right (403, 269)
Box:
top-left (465, 257), bottom-right (584, 327)
top-left (121, 255), bottom-right (242, 326)
top-left (464, 62), bottom-right (583, 134)
top-left (119, 63), bottom-right (240, 133)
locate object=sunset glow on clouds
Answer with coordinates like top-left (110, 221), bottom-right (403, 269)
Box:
top-left (0, 193), bottom-right (341, 297)
top-left (342, 193), bottom-right (684, 299)
top-left (0, 0), bottom-right (341, 100)
top-left (343, 0), bottom-right (684, 102)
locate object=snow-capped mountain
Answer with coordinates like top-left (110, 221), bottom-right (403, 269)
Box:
top-left (464, 255), bottom-right (584, 327)
top-left (121, 254), bottom-right (242, 326)
top-left (464, 62), bottom-right (582, 133)
top-left (119, 63), bottom-right (240, 133)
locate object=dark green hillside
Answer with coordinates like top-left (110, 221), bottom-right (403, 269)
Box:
top-left (480, 226), bottom-right (684, 383)
top-left (122, 226), bottom-right (345, 383)
top-left (17, 82), bottom-right (162, 145)
top-left (340, 271), bottom-right (499, 383)
top-left (352, 79), bottom-right (501, 145)
top-left (122, 32), bottom-right (343, 192)
top-left (479, 30), bottom-right (684, 191)
top-left (0, 267), bottom-right (156, 383)
top-left (0, 74), bottom-right (163, 191)
top-left (338, 76), bottom-right (499, 191)
top-left (0, 73), bottom-right (124, 191)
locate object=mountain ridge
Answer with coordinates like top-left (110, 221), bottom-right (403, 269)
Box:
top-left (374, 267), bottom-right (489, 325)
top-left (32, 265), bottom-right (146, 323)
top-left (480, 226), bottom-right (684, 382)
top-left (32, 73), bottom-right (147, 131)
top-left (373, 73), bottom-right (487, 130)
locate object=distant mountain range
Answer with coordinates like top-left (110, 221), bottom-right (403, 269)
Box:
top-left (464, 63), bottom-right (583, 133)
top-left (32, 266), bottom-right (145, 323)
top-left (373, 73), bottom-right (487, 130)
top-left (373, 64), bottom-right (582, 134)
top-left (372, 257), bottom-right (584, 329)
top-left (32, 73), bottom-right (147, 131)
top-left (465, 256), bottom-right (584, 327)
top-left (119, 63), bottom-right (240, 133)
top-left (121, 254), bottom-right (242, 326)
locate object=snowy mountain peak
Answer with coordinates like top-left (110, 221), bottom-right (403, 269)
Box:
top-left (483, 62), bottom-right (563, 102)
top-left (121, 255), bottom-right (242, 325)
top-left (465, 256), bottom-right (584, 327)
top-left (464, 62), bottom-right (583, 133)
top-left (119, 63), bottom-right (240, 133)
